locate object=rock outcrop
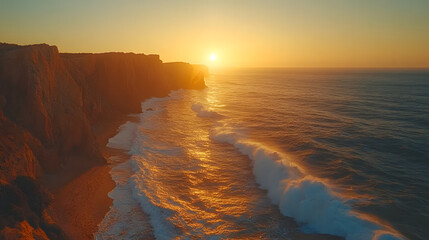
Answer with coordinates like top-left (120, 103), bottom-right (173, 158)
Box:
top-left (0, 110), bottom-right (43, 183)
top-left (0, 43), bottom-right (206, 239)
top-left (0, 43), bottom-right (206, 182)
top-left (0, 44), bottom-right (101, 176)
top-left (0, 220), bottom-right (49, 240)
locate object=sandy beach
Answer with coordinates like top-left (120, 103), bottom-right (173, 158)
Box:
top-left (45, 112), bottom-right (346, 240)
top-left (48, 115), bottom-right (133, 240)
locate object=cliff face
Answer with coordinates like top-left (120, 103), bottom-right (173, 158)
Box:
top-left (0, 43), bottom-right (206, 183)
top-left (0, 42), bottom-right (206, 239)
top-left (0, 44), bottom-right (102, 176)
top-left (164, 62), bottom-right (207, 90)
top-left (0, 110), bottom-right (42, 183)
top-left (63, 52), bottom-right (165, 122)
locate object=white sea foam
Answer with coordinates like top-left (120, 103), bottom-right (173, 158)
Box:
top-left (106, 121), bottom-right (138, 150)
top-left (208, 120), bottom-right (403, 240)
top-left (127, 114), bottom-right (179, 239)
top-left (114, 92), bottom-right (191, 239)
top-left (96, 118), bottom-right (154, 239)
top-left (191, 103), bottom-right (223, 118)
top-left (100, 89), bottom-right (403, 240)
top-left (97, 95), bottom-right (175, 239)
top-left (95, 158), bottom-right (153, 240)
top-left (129, 156), bottom-right (178, 239)
top-left (127, 95), bottom-right (181, 239)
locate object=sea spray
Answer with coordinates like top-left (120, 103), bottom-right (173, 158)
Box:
top-left (97, 69), bottom-right (427, 240)
top-left (128, 126), bottom-right (180, 239)
top-left (127, 94), bottom-right (182, 239)
top-left (96, 120), bottom-right (154, 240)
top-left (191, 103), bottom-right (403, 240)
top-left (97, 95), bottom-right (176, 239)
top-left (191, 103), bottom-right (223, 118)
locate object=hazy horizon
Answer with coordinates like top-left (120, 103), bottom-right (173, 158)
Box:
top-left (1, 2), bottom-right (428, 239)
top-left (1, 0), bottom-right (428, 68)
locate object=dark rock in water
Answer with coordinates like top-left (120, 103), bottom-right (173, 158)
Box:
top-left (146, 108), bottom-right (153, 111)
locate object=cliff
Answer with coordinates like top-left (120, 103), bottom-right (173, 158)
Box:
top-left (0, 43), bottom-right (206, 181)
top-left (0, 43), bottom-right (206, 238)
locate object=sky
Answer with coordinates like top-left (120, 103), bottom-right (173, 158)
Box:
top-left (1, 0), bottom-right (428, 68)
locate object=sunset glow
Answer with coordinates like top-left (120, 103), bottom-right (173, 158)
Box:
top-left (1, 1), bottom-right (427, 240)
top-left (210, 53), bottom-right (217, 62)
top-left (0, 1), bottom-right (428, 68)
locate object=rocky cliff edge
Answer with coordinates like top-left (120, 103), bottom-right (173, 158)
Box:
top-left (0, 43), bottom-right (207, 239)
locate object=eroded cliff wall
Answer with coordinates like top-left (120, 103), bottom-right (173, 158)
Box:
top-left (0, 42), bottom-right (206, 239)
top-left (0, 44), bottom-right (100, 177)
top-left (0, 43), bottom-right (206, 183)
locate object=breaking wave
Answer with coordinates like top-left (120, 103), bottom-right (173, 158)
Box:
top-left (99, 93), bottom-right (404, 240)
top-left (194, 103), bottom-right (403, 240)
top-left (191, 103), bottom-right (223, 118)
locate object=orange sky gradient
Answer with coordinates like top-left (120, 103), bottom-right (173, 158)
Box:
top-left (1, 0), bottom-right (428, 68)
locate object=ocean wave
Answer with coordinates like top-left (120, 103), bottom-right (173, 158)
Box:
top-left (107, 121), bottom-right (139, 150)
top-left (129, 156), bottom-right (179, 239)
top-left (191, 103), bottom-right (223, 118)
top-left (98, 95), bottom-right (178, 239)
top-left (125, 95), bottom-right (178, 239)
top-left (206, 117), bottom-right (402, 240)
top-left (96, 159), bottom-right (153, 240)
top-left (103, 90), bottom-right (403, 240)
top-left (97, 107), bottom-right (159, 239)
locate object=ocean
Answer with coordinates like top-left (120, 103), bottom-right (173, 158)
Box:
top-left (96, 68), bottom-right (429, 240)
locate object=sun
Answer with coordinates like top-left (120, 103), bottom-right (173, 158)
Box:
top-left (210, 53), bottom-right (217, 61)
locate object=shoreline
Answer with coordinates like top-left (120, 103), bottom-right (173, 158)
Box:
top-left (45, 111), bottom-right (346, 240)
top-left (48, 114), bottom-right (135, 240)
top-left (0, 42), bottom-right (207, 240)
top-left (45, 109), bottom-right (346, 240)
top-left (45, 112), bottom-right (346, 240)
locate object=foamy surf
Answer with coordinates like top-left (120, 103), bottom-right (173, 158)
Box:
top-left (98, 92), bottom-right (192, 239)
top-left (95, 158), bottom-right (154, 240)
top-left (199, 105), bottom-right (404, 240)
top-left (128, 128), bottom-right (181, 239)
top-left (96, 96), bottom-right (174, 240)
top-left (191, 103), bottom-right (223, 118)
top-left (97, 69), bottom-right (427, 240)
top-left (98, 89), bottom-right (405, 240)
top-left (96, 120), bottom-right (154, 239)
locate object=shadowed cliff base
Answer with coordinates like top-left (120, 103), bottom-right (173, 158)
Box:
top-left (0, 42), bottom-right (207, 239)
